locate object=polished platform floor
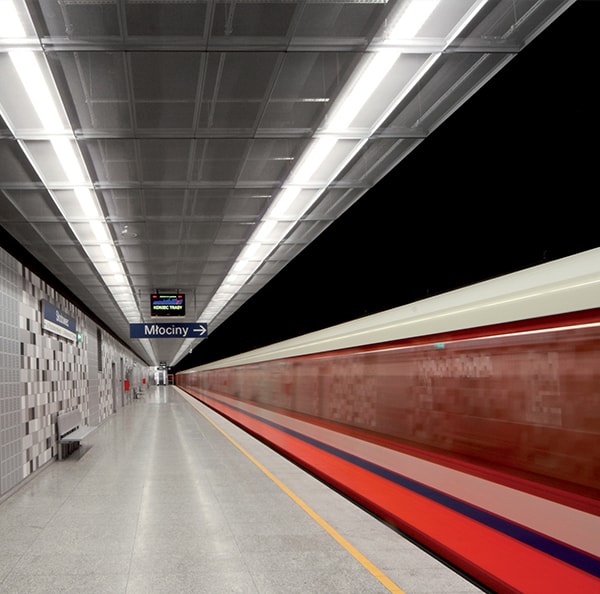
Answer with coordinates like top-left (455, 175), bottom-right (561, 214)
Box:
top-left (0, 385), bottom-right (485, 593)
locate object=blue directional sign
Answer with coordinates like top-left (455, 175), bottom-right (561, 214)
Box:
top-left (130, 322), bottom-right (208, 339)
top-left (41, 300), bottom-right (77, 342)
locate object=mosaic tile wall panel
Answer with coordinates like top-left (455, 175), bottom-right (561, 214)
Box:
top-left (86, 323), bottom-right (100, 426)
top-left (20, 267), bottom-right (86, 477)
top-left (0, 250), bottom-right (21, 496)
top-left (0, 246), bottom-right (149, 497)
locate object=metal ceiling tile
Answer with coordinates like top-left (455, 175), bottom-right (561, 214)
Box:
top-left (258, 47), bottom-right (354, 132)
top-left (65, 261), bottom-right (98, 276)
top-left (337, 137), bottom-right (400, 187)
top-left (118, 245), bottom-right (149, 262)
top-left (143, 220), bottom-right (182, 240)
top-left (0, 222), bottom-right (42, 250)
top-left (221, 194), bottom-right (270, 219)
top-left (129, 274), bottom-right (155, 287)
top-left (138, 139), bottom-right (191, 182)
top-left (2, 190), bottom-right (59, 220)
top-left (181, 220), bottom-right (221, 241)
top-left (308, 188), bottom-right (355, 218)
top-left (130, 53), bottom-right (202, 102)
top-left (148, 272), bottom-right (180, 287)
top-left (196, 273), bottom-right (226, 287)
top-left (85, 140), bottom-right (139, 184)
top-left (198, 52), bottom-right (281, 131)
top-left (0, 140), bottom-right (39, 185)
top-left (51, 52), bottom-right (131, 134)
top-left (102, 189), bottom-right (145, 220)
top-left (125, 261), bottom-right (150, 275)
top-left (31, 221), bottom-right (75, 243)
top-left (177, 259), bottom-right (208, 274)
top-left (213, 221), bottom-right (254, 243)
top-left (186, 191), bottom-right (246, 218)
top-left (125, 2), bottom-right (207, 38)
top-left (176, 243), bottom-right (215, 262)
top-left (194, 138), bottom-right (250, 183)
top-left (210, 3), bottom-right (297, 39)
top-left (35, 1), bottom-right (121, 39)
top-left (146, 243), bottom-right (181, 261)
top-left (292, 3), bottom-right (387, 42)
top-left (142, 191), bottom-right (187, 218)
top-left (207, 244), bottom-right (241, 260)
top-left (0, 112), bottom-right (10, 135)
top-left (135, 102), bottom-right (197, 132)
top-left (50, 244), bottom-right (87, 263)
top-left (284, 219), bottom-right (331, 246)
top-left (0, 0), bottom-right (580, 366)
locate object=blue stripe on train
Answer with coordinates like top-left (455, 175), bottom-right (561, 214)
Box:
top-left (210, 394), bottom-right (600, 580)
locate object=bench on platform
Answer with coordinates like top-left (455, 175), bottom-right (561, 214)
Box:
top-left (56, 410), bottom-right (96, 460)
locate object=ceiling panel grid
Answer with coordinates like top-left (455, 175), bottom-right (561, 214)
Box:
top-left (0, 0), bottom-right (577, 365)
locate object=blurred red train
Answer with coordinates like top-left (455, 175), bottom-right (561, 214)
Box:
top-left (177, 248), bottom-right (600, 593)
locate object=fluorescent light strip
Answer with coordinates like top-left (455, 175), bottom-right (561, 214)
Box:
top-left (289, 137), bottom-right (338, 185)
top-left (269, 187), bottom-right (301, 219)
top-left (254, 219), bottom-right (277, 242)
top-left (89, 220), bottom-right (109, 242)
top-left (198, 0), bottom-right (490, 346)
top-left (266, 0), bottom-right (482, 224)
top-left (325, 52), bottom-right (400, 132)
top-left (199, 0), bottom-right (443, 329)
top-left (0, 0), bottom-right (25, 37)
top-left (389, 0), bottom-right (440, 38)
top-left (109, 260), bottom-right (121, 273)
top-left (9, 50), bottom-right (65, 132)
top-left (324, 0), bottom-right (441, 132)
top-left (75, 187), bottom-right (101, 218)
top-left (1, 1), bottom-right (143, 328)
top-left (445, 0), bottom-right (489, 46)
top-left (138, 339), bottom-right (158, 366)
top-left (50, 137), bottom-right (86, 183)
top-left (101, 243), bottom-right (117, 260)
top-left (243, 242), bottom-right (260, 258)
top-left (268, 0), bottom-right (442, 217)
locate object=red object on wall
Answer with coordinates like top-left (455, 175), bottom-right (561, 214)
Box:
top-left (142, 378), bottom-right (146, 384)
top-left (124, 380), bottom-right (130, 391)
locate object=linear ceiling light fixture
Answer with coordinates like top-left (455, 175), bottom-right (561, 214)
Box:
top-left (189, 0), bottom-right (493, 359)
top-left (194, 0), bottom-right (446, 338)
top-left (0, 0), bottom-right (152, 361)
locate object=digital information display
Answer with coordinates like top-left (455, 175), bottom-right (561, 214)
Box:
top-left (150, 293), bottom-right (185, 317)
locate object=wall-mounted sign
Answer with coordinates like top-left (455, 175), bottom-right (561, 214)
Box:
top-left (41, 300), bottom-right (77, 342)
top-left (150, 293), bottom-right (185, 317)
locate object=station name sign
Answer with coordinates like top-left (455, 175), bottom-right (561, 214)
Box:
top-left (150, 293), bottom-right (185, 317)
top-left (130, 322), bottom-right (208, 339)
top-left (41, 300), bottom-right (77, 342)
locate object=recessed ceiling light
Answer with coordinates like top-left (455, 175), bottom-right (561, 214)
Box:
top-left (121, 225), bottom-right (139, 238)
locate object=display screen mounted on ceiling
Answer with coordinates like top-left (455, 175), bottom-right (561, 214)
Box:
top-left (150, 293), bottom-right (185, 317)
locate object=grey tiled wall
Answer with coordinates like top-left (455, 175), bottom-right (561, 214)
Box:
top-left (0, 249), bottom-right (21, 495)
top-left (0, 246), bottom-right (147, 497)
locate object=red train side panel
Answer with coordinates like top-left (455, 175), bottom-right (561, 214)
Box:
top-left (177, 311), bottom-right (600, 593)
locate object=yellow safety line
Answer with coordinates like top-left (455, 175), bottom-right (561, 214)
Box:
top-left (183, 394), bottom-right (405, 594)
